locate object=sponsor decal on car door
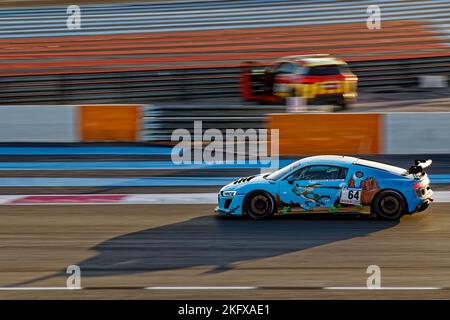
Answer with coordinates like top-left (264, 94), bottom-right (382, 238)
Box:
top-left (277, 165), bottom-right (346, 213)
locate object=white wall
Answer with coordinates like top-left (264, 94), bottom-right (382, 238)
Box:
top-left (385, 112), bottom-right (450, 154)
top-left (0, 106), bottom-right (77, 142)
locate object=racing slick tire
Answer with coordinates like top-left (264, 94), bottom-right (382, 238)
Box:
top-left (245, 191), bottom-right (275, 220)
top-left (336, 97), bottom-right (348, 111)
top-left (371, 190), bottom-right (405, 220)
top-left (337, 101), bottom-right (348, 111)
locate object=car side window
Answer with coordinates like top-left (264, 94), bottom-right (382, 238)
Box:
top-left (291, 167), bottom-right (307, 180)
top-left (295, 66), bottom-right (306, 75)
top-left (275, 62), bottom-right (296, 75)
top-left (293, 165), bottom-right (347, 180)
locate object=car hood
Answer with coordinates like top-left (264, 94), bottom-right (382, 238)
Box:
top-left (220, 173), bottom-right (268, 192)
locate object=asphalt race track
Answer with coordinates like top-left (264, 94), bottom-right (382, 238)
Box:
top-left (0, 148), bottom-right (449, 299)
top-left (0, 203), bottom-right (449, 299)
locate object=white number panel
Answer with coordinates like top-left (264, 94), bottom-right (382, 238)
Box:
top-left (340, 188), bottom-right (362, 205)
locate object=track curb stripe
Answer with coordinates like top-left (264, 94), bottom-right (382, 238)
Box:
top-left (0, 191), bottom-right (449, 205)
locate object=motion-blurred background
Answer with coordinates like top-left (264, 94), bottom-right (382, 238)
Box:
top-left (0, 0), bottom-right (449, 190)
top-left (1, 0), bottom-right (450, 299)
top-left (0, 0), bottom-right (450, 143)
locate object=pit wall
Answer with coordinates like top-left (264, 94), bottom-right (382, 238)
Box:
top-left (0, 105), bottom-right (142, 142)
top-left (267, 112), bottom-right (450, 155)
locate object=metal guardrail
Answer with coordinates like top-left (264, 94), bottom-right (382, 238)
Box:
top-left (0, 68), bottom-right (240, 104)
top-left (1, 56), bottom-right (449, 105)
top-left (350, 56), bottom-right (450, 87)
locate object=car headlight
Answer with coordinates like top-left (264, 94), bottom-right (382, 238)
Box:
top-left (221, 190), bottom-right (237, 197)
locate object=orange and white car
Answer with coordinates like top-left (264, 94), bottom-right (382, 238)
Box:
top-left (240, 54), bottom-right (358, 109)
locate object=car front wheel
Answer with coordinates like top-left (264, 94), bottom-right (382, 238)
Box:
top-left (372, 190), bottom-right (405, 220)
top-left (245, 192), bottom-right (275, 220)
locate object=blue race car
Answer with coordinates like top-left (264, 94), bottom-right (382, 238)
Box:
top-left (215, 155), bottom-right (433, 220)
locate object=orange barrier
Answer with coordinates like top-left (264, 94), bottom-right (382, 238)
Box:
top-left (268, 113), bottom-right (382, 155)
top-left (79, 105), bottom-right (141, 142)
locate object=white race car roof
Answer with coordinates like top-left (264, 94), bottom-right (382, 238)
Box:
top-left (355, 158), bottom-right (407, 175)
top-left (299, 155), bottom-right (358, 166)
top-left (301, 156), bottom-right (406, 175)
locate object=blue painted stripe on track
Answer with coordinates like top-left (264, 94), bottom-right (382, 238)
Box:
top-left (0, 147), bottom-right (176, 156)
top-left (0, 160), bottom-right (293, 171)
top-left (0, 160), bottom-right (293, 170)
top-left (429, 174), bottom-right (450, 183)
top-left (0, 177), bottom-right (236, 187)
top-left (0, 175), bottom-right (448, 187)
top-left (0, 160), bottom-right (449, 184)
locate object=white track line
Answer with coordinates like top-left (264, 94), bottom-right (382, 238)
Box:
top-left (0, 286), bottom-right (443, 291)
top-left (124, 193), bottom-right (218, 204)
top-left (433, 191), bottom-right (450, 202)
top-left (323, 287), bottom-right (441, 290)
top-left (0, 195), bottom-right (23, 204)
top-left (145, 286), bottom-right (257, 290)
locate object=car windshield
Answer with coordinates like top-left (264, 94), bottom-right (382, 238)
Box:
top-left (266, 160), bottom-right (302, 180)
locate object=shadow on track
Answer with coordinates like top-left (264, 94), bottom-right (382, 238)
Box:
top-left (75, 213), bottom-right (398, 277)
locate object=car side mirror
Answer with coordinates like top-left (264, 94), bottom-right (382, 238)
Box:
top-left (287, 175), bottom-right (295, 184)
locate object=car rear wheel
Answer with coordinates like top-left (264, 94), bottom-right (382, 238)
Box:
top-left (246, 192), bottom-right (275, 220)
top-left (372, 190), bottom-right (405, 220)
top-left (336, 97), bottom-right (348, 111)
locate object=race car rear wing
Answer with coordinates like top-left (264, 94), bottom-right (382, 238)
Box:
top-left (408, 159), bottom-right (432, 174)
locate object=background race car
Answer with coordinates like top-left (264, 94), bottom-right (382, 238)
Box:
top-left (240, 54), bottom-right (358, 110)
